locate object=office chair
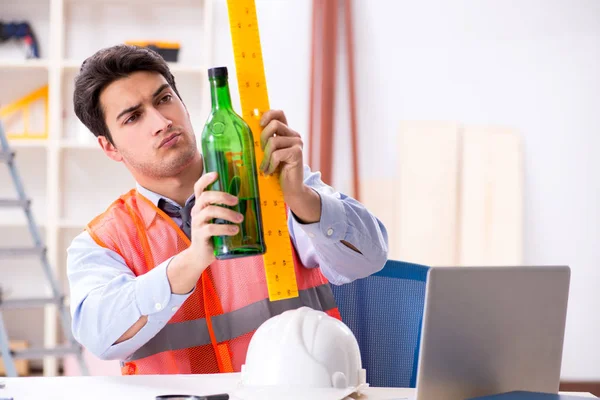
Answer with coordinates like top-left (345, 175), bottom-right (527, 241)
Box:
top-left (330, 260), bottom-right (429, 388)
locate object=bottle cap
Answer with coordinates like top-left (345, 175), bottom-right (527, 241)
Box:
top-left (208, 67), bottom-right (228, 79)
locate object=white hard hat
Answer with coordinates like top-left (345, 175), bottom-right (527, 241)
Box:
top-left (234, 306), bottom-right (368, 400)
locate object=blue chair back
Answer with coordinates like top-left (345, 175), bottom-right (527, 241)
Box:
top-left (330, 260), bottom-right (429, 388)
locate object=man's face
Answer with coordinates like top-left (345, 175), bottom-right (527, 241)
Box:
top-left (99, 71), bottom-right (198, 178)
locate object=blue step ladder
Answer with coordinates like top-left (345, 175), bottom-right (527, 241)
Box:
top-left (0, 122), bottom-right (88, 376)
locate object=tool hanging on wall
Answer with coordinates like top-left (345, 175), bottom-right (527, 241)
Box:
top-left (0, 85), bottom-right (49, 140)
top-left (225, 0), bottom-right (299, 302)
top-left (0, 21), bottom-right (40, 59)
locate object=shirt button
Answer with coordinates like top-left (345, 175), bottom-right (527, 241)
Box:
top-left (308, 233), bottom-right (315, 238)
top-left (155, 303), bottom-right (163, 311)
top-left (327, 228), bottom-right (334, 236)
top-left (171, 306), bottom-right (179, 312)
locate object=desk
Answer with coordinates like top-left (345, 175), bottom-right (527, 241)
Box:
top-left (0, 374), bottom-right (596, 400)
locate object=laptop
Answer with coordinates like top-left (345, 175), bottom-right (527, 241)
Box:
top-left (412, 266), bottom-right (571, 400)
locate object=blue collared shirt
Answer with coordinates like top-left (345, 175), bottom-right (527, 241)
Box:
top-left (66, 165), bottom-right (388, 361)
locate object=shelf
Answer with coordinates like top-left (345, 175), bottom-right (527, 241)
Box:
top-left (0, 220), bottom-right (88, 229)
top-left (61, 60), bottom-right (80, 71)
top-left (0, 220), bottom-right (46, 228)
top-left (0, 59), bottom-right (49, 71)
top-left (60, 140), bottom-right (98, 150)
top-left (7, 139), bottom-right (48, 149)
top-left (0, 0), bottom-right (213, 377)
top-left (62, 59), bottom-right (205, 75)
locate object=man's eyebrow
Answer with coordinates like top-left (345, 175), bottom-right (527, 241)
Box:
top-left (116, 103), bottom-right (141, 122)
top-left (152, 83), bottom-right (170, 99)
top-left (115, 84), bottom-right (171, 122)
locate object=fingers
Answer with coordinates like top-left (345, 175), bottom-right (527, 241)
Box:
top-left (264, 146), bottom-right (302, 176)
top-left (195, 205), bottom-right (243, 225)
top-left (191, 171), bottom-right (242, 239)
top-left (260, 136), bottom-right (303, 174)
top-left (260, 119), bottom-right (300, 149)
top-left (194, 171), bottom-right (219, 199)
top-left (260, 109), bottom-right (288, 128)
top-left (195, 189), bottom-right (239, 210)
top-left (193, 205), bottom-right (241, 239)
top-left (202, 223), bottom-right (239, 237)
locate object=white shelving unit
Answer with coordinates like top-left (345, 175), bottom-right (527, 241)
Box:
top-left (0, 0), bottom-right (214, 376)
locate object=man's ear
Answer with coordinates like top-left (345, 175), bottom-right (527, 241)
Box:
top-left (98, 135), bottom-right (123, 162)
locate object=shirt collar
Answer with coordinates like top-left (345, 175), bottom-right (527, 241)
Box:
top-left (135, 182), bottom-right (195, 228)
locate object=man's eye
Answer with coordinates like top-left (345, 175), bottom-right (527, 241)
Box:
top-left (160, 94), bottom-right (172, 104)
top-left (125, 114), bottom-right (138, 124)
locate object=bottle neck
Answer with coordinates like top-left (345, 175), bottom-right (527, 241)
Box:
top-left (209, 77), bottom-right (233, 111)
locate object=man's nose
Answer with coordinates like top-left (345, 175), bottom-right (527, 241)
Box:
top-left (150, 107), bottom-right (172, 135)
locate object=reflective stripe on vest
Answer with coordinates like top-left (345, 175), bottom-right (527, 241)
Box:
top-left (126, 283), bottom-right (336, 361)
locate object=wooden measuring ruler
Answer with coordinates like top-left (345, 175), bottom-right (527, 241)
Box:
top-left (226, 0), bottom-right (299, 301)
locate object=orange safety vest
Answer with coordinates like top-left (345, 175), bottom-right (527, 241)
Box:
top-left (86, 189), bottom-right (341, 375)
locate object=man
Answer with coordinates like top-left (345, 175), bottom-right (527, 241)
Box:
top-left (67, 44), bottom-right (388, 375)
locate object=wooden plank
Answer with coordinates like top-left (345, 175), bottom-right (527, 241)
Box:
top-left (396, 121), bottom-right (461, 266)
top-left (459, 126), bottom-right (523, 266)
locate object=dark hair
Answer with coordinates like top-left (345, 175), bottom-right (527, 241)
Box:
top-left (73, 44), bottom-right (183, 144)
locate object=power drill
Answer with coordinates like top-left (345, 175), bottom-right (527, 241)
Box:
top-left (0, 21), bottom-right (40, 58)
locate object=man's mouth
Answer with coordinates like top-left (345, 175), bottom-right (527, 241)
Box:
top-left (159, 132), bottom-right (181, 148)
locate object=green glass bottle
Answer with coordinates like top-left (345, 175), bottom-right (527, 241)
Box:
top-left (201, 66), bottom-right (266, 260)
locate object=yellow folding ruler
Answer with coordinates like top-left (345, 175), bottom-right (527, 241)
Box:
top-left (226, 0), bottom-right (299, 301)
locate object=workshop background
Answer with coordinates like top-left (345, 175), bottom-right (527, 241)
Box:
top-left (0, 0), bottom-right (598, 392)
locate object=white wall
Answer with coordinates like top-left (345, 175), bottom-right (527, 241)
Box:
top-left (212, 0), bottom-right (600, 380)
top-left (350, 0), bottom-right (600, 381)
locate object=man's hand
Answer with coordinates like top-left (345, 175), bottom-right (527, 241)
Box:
top-left (167, 172), bottom-right (242, 294)
top-left (189, 171), bottom-right (243, 264)
top-left (259, 110), bottom-right (305, 196)
top-left (259, 110), bottom-right (321, 224)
